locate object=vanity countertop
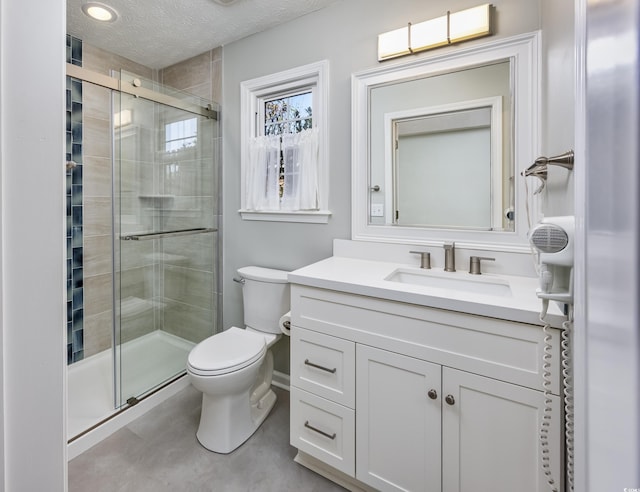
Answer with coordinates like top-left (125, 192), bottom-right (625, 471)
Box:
top-left (288, 256), bottom-right (567, 328)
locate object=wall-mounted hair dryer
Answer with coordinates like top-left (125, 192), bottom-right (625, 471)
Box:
top-left (522, 150), bottom-right (574, 194)
top-left (529, 215), bottom-right (574, 305)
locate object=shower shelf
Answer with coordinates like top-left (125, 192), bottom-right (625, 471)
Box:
top-left (121, 227), bottom-right (217, 241)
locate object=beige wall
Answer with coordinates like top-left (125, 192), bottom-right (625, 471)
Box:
top-left (81, 44), bottom-right (156, 357)
top-left (157, 49), bottom-right (222, 342)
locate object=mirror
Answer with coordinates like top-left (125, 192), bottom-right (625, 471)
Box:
top-left (352, 32), bottom-right (540, 251)
top-left (372, 62), bottom-right (509, 230)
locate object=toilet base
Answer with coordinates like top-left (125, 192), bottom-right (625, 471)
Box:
top-left (195, 386), bottom-right (277, 454)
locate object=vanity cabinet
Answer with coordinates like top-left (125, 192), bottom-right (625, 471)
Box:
top-left (356, 345), bottom-right (442, 492)
top-left (289, 285), bottom-right (563, 492)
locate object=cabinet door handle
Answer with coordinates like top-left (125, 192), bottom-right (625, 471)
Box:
top-left (427, 389), bottom-right (438, 400)
top-left (445, 394), bottom-right (455, 405)
top-left (304, 421), bottom-right (337, 440)
top-left (304, 359), bottom-right (337, 374)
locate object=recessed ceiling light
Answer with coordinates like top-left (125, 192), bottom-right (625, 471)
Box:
top-left (211, 0), bottom-right (240, 5)
top-left (81, 2), bottom-right (118, 22)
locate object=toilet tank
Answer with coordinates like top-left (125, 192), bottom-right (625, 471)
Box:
top-left (237, 266), bottom-right (290, 334)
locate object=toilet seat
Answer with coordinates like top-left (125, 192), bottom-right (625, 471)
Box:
top-left (187, 327), bottom-right (266, 376)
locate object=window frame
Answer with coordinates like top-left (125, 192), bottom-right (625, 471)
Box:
top-left (239, 60), bottom-right (331, 223)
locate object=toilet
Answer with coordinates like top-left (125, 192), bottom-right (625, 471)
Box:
top-left (187, 266), bottom-right (290, 453)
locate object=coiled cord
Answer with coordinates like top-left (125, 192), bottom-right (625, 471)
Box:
top-left (541, 311), bottom-right (558, 492)
top-left (562, 309), bottom-right (575, 492)
top-left (540, 304), bottom-right (575, 492)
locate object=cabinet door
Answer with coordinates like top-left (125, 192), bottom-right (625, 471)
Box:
top-left (442, 368), bottom-right (562, 492)
top-left (356, 345), bottom-right (442, 492)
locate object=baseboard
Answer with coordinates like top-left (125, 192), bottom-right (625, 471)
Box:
top-left (272, 370), bottom-right (290, 391)
top-left (293, 451), bottom-right (376, 492)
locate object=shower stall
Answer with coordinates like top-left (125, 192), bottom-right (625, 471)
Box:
top-left (66, 58), bottom-right (221, 442)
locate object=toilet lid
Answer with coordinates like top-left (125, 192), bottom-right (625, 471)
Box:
top-left (187, 327), bottom-right (266, 376)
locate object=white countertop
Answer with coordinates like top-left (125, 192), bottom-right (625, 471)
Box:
top-left (288, 256), bottom-right (567, 328)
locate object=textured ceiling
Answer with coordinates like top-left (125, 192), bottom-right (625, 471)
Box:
top-left (67, 0), bottom-right (341, 69)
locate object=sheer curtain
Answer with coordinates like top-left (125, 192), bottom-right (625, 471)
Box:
top-left (246, 128), bottom-right (319, 211)
top-left (246, 135), bottom-right (280, 210)
top-left (281, 127), bottom-right (319, 210)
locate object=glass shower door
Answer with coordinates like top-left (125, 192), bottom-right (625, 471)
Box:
top-left (114, 71), bottom-right (219, 407)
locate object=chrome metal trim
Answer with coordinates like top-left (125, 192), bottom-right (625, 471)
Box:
top-left (66, 63), bottom-right (218, 120)
top-left (67, 373), bottom-right (187, 444)
top-left (410, 250), bottom-right (431, 269)
top-left (304, 359), bottom-right (337, 374)
top-left (121, 227), bottom-right (216, 241)
top-left (469, 256), bottom-right (495, 275)
top-left (304, 421), bottom-right (336, 440)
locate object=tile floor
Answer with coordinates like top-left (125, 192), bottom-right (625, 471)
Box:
top-left (68, 385), bottom-right (346, 492)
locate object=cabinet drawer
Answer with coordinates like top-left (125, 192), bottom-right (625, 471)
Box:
top-left (290, 387), bottom-right (355, 477)
top-left (292, 285), bottom-right (561, 394)
top-left (291, 327), bottom-right (355, 408)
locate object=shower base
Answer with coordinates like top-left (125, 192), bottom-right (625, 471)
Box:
top-left (67, 330), bottom-right (195, 459)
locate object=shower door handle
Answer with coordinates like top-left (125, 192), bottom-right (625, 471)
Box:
top-left (121, 227), bottom-right (217, 241)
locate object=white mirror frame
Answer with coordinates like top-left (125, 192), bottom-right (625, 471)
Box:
top-left (352, 31), bottom-right (541, 253)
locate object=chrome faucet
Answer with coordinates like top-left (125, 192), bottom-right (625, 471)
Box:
top-left (469, 256), bottom-right (495, 275)
top-left (410, 250), bottom-right (431, 269)
top-left (443, 242), bottom-right (456, 272)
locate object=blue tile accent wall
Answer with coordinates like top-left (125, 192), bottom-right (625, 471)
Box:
top-left (66, 34), bottom-right (84, 364)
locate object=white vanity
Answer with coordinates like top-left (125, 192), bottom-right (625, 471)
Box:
top-left (287, 242), bottom-right (566, 492)
top-left (286, 29), bottom-right (568, 492)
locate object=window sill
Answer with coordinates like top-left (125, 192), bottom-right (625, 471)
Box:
top-left (238, 209), bottom-right (332, 224)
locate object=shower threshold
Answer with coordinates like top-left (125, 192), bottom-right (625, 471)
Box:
top-left (67, 330), bottom-right (194, 459)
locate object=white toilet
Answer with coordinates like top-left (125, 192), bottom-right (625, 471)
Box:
top-left (187, 266), bottom-right (290, 453)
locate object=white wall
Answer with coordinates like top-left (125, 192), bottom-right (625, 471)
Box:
top-left (1, 0), bottom-right (67, 489)
top-left (574, 0), bottom-right (640, 489)
top-left (541, 0), bottom-right (575, 216)
top-left (222, 0), bottom-right (574, 372)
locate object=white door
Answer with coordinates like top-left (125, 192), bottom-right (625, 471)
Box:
top-left (442, 367), bottom-right (562, 492)
top-left (356, 344), bottom-right (442, 492)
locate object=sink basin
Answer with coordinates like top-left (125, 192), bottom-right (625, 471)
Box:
top-left (385, 268), bottom-right (512, 297)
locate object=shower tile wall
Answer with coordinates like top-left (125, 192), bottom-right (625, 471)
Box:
top-left (81, 43), bottom-right (155, 359)
top-left (78, 43), bottom-right (222, 358)
top-left (67, 35), bottom-right (84, 364)
top-left (159, 49), bottom-right (222, 343)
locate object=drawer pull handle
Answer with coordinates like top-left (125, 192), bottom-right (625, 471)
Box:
top-left (304, 359), bottom-right (337, 374)
top-left (304, 421), bottom-right (337, 440)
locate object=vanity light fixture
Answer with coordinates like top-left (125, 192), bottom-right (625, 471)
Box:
top-left (378, 3), bottom-right (493, 61)
top-left (81, 2), bottom-right (118, 22)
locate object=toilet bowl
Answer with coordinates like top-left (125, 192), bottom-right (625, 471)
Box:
top-left (187, 266), bottom-right (289, 453)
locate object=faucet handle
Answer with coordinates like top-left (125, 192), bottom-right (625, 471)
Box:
top-left (409, 251), bottom-right (431, 269)
top-left (443, 242), bottom-right (456, 272)
top-left (469, 256), bottom-right (495, 275)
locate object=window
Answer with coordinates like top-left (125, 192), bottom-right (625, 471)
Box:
top-left (263, 90), bottom-right (313, 201)
top-left (165, 117), bottom-right (198, 153)
top-left (240, 60), bottom-right (330, 223)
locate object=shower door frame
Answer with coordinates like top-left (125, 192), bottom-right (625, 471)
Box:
top-left (66, 64), bottom-right (218, 120)
top-left (66, 62), bottom-right (220, 413)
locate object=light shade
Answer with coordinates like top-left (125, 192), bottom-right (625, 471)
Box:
top-left (113, 109), bottom-right (132, 128)
top-left (378, 25), bottom-right (411, 61)
top-left (377, 4), bottom-right (494, 61)
top-left (410, 15), bottom-right (449, 53)
top-left (450, 4), bottom-right (492, 43)
top-left (81, 2), bottom-right (118, 22)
